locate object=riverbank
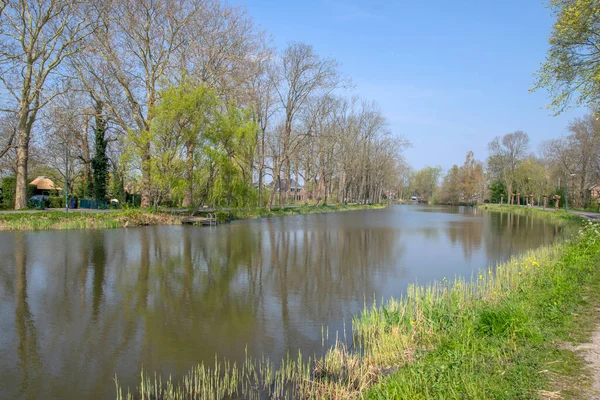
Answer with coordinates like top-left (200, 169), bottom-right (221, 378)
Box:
top-left (0, 204), bottom-right (385, 231)
top-left (482, 203), bottom-right (596, 221)
top-left (116, 209), bottom-right (600, 398)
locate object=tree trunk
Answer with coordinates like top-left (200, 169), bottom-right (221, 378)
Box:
top-left (141, 141), bottom-right (151, 208)
top-left (258, 129), bottom-right (265, 207)
top-left (182, 141), bottom-right (194, 207)
top-left (81, 112), bottom-right (93, 197)
top-left (267, 156), bottom-right (279, 211)
top-left (14, 114), bottom-right (30, 210)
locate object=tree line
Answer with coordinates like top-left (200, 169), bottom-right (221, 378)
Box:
top-left (0, 0), bottom-right (408, 210)
top-left (401, 109), bottom-right (600, 209)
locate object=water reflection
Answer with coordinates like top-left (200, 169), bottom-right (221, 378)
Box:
top-left (0, 206), bottom-right (569, 399)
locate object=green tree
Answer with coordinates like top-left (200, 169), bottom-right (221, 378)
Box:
top-left (489, 180), bottom-right (507, 203)
top-left (152, 83), bottom-right (218, 207)
top-left (438, 165), bottom-right (461, 205)
top-left (204, 103), bottom-right (257, 207)
top-left (533, 0), bottom-right (600, 113)
top-left (91, 99), bottom-right (108, 201)
top-left (410, 166), bottom-right (442, 203)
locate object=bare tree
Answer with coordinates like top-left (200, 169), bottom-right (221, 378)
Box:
top-left (75, 0), bottom-right (197, 207)
top-left (268, 42), bottom-right (342, 209)
top-left (0, 0), bottom-right (95, 208)
top-left (487, 131), bottom-right (530, 205)
top-left (0, 116), bottom-right (16, 160)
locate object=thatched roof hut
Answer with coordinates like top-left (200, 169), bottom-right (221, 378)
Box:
top-left (29, 176), bottom-right (61, 191)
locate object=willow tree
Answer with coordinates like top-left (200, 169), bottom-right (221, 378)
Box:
top-left (151, 84), bottom-right (218, 207)
top-left (533, 0), bottom-right (600, 113)
top-left (204, 104), bottom-right (257, 207)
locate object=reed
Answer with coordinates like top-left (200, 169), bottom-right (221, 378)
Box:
top-left (117, 217), bottom-right (600, 398)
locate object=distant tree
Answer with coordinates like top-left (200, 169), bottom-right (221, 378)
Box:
top-left (488, 180), bottom-right (507, 203)
top-left (438, 165), bottom-right (461, 205)
top-left (487, 131), bottom-right (530, 204)
top-left (411, 166), bottom-right (442, 202)
top-left (459, 150), bottom-right (485, 204)
top-left (534, 0), bottom-right (600, 113)
top-left (269, 42), bottom-right (342, 210)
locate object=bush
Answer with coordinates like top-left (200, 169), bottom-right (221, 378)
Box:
top-left (48, 196), bottom-right (65, 209)
top-left (27, 184), bottom-right (36, 200)
top-left (1, 176), bottom-right (16, 209)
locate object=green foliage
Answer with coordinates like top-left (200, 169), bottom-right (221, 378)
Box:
top-left (150, 82), bottom-right (219, 206)
top-left (410, 166), bottom-right (442, 202)
top-left (92, 100), bottom-right (109, 201)
top-left (438, 165), bottom-right (461, 205)
top-left (533, 0), bottom-right (600, 112)
top-left (48, 196), bottom-right (65, 209)
top-left (488, 180), bottom-right (507, 203)
top-left (150, 83), bottom-right (258, 208)
top-left (27, 184), bottom-right (36, 200)
top-left (204, 103), bottom-right (257, 207)
top-left (1, 176), bottom-right (16, 209)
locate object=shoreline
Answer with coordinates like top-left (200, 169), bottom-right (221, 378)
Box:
top-left (0, 203), bottom-right (387, 232)
top-left (115, 207), bottom-right (600, 398)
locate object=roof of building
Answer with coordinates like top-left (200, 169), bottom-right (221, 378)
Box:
top-left (29, 176), bottom-right (61, 191)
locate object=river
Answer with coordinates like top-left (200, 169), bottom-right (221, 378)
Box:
top-left (0, 205), bottom-right (569, 399)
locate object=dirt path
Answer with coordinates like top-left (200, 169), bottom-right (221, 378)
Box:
top-left (575, 327), bottom-right (600, 399)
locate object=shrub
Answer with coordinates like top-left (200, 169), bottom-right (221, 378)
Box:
top-left (27, 184), bottom-right (36, 200)
top-left (48, 196), bottom-right (65, 209)
top-left (1, 176), bottom-right (16, 209)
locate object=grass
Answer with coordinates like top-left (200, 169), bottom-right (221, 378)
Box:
top-left (0, 204), bottom-right (386, 231)
top-left (481, 203), bottom-right (584, 222)
top-left (365, 218), bottom-right (599, 399)
top-left (0, 210), bottom-right (178, 231)
top-left (115, 210), bottom-right (600, 399)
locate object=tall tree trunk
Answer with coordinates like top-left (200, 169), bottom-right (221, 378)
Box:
top-left (267, 156), bottom-right (279, 211)
top-left (14, 111), bottom-right (31, 210)
top-left (258, 129), bottom-right (265, 207)
top-left (182, 141), bottom-right (194, 207)
top-left (81, 112), bottom-right (93, 197)
top-left (141, 141), bottom-right (151, 208)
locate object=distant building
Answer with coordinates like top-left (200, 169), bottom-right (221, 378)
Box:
top-left (589, 183), bottom-right (600, 201)
top-left (270, 178), bottom-right (306, 202)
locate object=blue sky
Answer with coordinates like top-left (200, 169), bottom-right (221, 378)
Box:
top-left (243, 0), bottom-right (586, 171)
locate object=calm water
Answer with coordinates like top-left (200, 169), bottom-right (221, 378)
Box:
top-left (0, 205), bottom-right (569, 399)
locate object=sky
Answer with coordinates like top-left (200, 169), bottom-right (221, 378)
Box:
top-left (242, 0), bottom-right (586, 172)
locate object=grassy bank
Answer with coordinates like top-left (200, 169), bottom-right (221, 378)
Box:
top-left (0, 204), bottom-right (386, 231)
top-left (116, 212), bottom-right (600, 399)
top-left (481, 203), bottom-right (583, 222)
top-left (0, 210), bottom-right (178, 231)
top-left (230, 203), bottom-right (387, 220)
